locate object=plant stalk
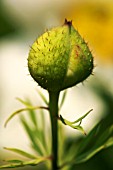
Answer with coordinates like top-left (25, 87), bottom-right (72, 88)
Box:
top-left (49, 91), bottom-right (60, 170)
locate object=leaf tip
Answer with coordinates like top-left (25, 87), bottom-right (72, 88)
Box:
top-left (4, 121), bottom-right (8, 128)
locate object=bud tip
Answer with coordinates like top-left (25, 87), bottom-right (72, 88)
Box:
top-left (64, 18), bottom-right (72, 26)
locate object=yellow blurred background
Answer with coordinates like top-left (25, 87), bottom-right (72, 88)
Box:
top-left (62, 0), bottom-right (113, 65)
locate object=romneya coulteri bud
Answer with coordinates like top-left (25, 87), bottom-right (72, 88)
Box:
top-left (28, 19), bottom-right (93, 92)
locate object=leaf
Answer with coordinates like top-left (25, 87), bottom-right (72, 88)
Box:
top-left (38, 110), bottom-right (49, 154)
top-left (76, 119), bottom-right (113, 155)
top-left (37, 90), bottom-right (48, 106)
top-left (26, 100), bottom-right (38, 128)
top-left (60, 109), bottom-right (93, 134)
top-left (60, 115), bottom-right (85, 134)
top-left (69, 109), bottom-right (93, 124)
top-left (59, 90), bottom-right (67, 109)
top-left (59, 117), bottom-right (113, 168)
top-left (76, 122), bottom-right (100, 155)
top-left (0, 157), bottom-right (49, 169)
top-left (74, 125), bottom-right (113, 163)
top-left (4, 147), bottom-right (38, 159)
top-left (4, 106), bottom-right (49, 127)
top-left (59, 144), bottom-right (106, 169)
top-left (19, 102), bottom-right (49, 156)
top-left (60, 125), bottom-right (113, 169)
top-left (16, 98), bottom-right (38, 128)
top-left (3, 160), bottom-right (23, 163)
top-left (29, 109), bottom-right (49, 155)
top-left (28, 108), bottom-right (38, 129)
top-left (74, 137), bottom-right (113, 164)
top-left (20, 115), bottom-right (45, 156)
top-left (16, 98), bottom-right (33, 108)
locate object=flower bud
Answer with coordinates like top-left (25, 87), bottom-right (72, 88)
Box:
top-left (28, 19), bottom-right (93, 92)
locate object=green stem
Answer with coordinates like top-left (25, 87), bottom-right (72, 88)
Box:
top-left (49, 91), bottom-right (60, 170)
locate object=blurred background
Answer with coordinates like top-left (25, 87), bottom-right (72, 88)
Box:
top-left (0, 0), bottom-right (113, 169)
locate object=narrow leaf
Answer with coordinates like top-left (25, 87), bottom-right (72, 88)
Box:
top-left (38, 110), bottom-right (49, 154)
top-left (60, 109), bottom-right (92, 126)
top-left (68, 124), bottom-right (86, 135)
top-left (17, 98), bottom-right (38, 128)
top-left (3, 160), bottom-right (23, 163)
top-left (4, 147), bottom-right (37, 159)
top-left (20, 115), bottom-right (44, 156)
top-left (94, 125), bottom-right (113, 147)
top-left (70, 109), bottom-right (93, 124)
top-left (76, 122), bottom-right (101, 154)
top-left (60, 137), bottom-right (113, 169)
top-left (4, 106), bottom-right (49, 127)
top-left (59, 145), bottom-right (104, 169)
top-left (37, 90), bottom-right (48, 106)
top-left (60, 109), bottom-right (92, 134)
top-left (74, 138), bottom-right (113, 164)
top-left (104, 137), bottom-right (113, 148)
top-left (72, 125), bottom-right (113, 165)
top-left (27, 108), bottom-right (38, 128)
top-left (59, 90), bottom-right (67, 109)
top-left (0, 157), bottom-right (49, 169)
top-left (60, 115), bottom-right (86, 134)
top-left (76, 122), bottom-right (113, 155)
top-left (16, 98), bottom-right (33, 108)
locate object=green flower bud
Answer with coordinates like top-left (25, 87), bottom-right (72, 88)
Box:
top-left (28, 19), bottom-right (93, 92)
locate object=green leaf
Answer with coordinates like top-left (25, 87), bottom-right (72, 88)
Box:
top-left (76, 120), bottom-right (113, 155)
top-left (94, 125), bottom-right (113, 148)
top-left (4, 106), bottom-right (49, 127)
top-left (28, 108), bottom-right (38, 129)
top-left (59, 90), bottom-right (67, 109)
top-left (19, 103), bottom-right (49, 156)
top-left (20, 115), bottom-right (45, 156)
top-left (60, 125), bottom-right (113, 169)
top-left (69, 109), bottom-right (93, 124)
top-left (16, 98), bottom-right (33, 108)
top-left (38, 110), bottom-right (49, 154)
top-left (16, 98), bottom-right (38, 128)
top-left (59, 120), bottom-right (113, 170)
top-left (60, 109), bottom-right (92, 134)
top-left (26, 100), bottom-right (38, 128)
top-left (3, 160), bottom-right (23, 163)
top-left (74, 137), bottom-right (113, 164)
top-left (73, 125), bottom-right (113, 164)
top-left (68, 124), bottom-right (86, 135)
top-left (4, 147), bottom-right (38, 159)
top-left (60, 115), bottom-right (85, 134)
top-left (20, 99), bottom-right (49, 154)
top-left (0, 157), bottom-right (49, 169)
top-left (37, 90), bottom-right (48, 106)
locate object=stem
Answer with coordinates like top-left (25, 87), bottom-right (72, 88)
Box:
top-left (49, 91), bottom-right (60, 170)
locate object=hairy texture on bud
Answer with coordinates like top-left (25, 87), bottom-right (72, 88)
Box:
top-left (28, 19), bottom-right (93, 92)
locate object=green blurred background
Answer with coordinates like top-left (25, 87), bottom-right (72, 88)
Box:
top-left (0, 0), bottom-right (113, 169)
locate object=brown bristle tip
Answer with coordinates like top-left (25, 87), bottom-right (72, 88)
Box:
top-left (64, 18), bottom-right (72, 26)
